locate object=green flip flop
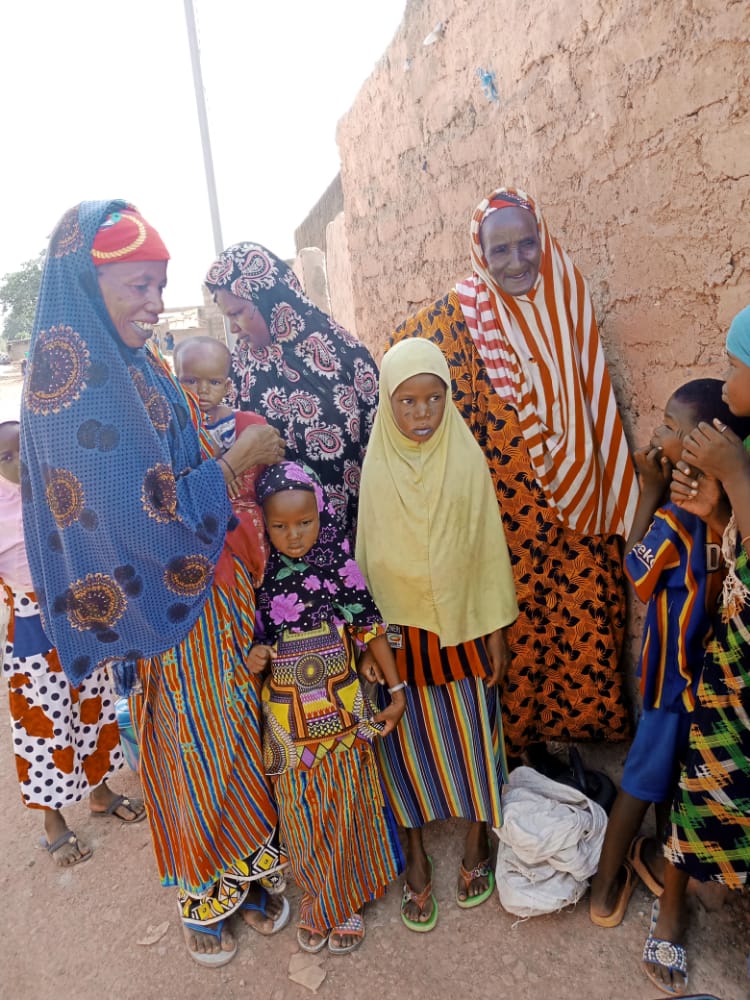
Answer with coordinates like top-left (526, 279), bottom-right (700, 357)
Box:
top-left (401, 855), bottom-right (438, 932)
top-left (456, 858), bottom-right (495, 909)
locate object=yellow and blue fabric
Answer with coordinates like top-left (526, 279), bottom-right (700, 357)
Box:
top-left (20, 201), bottom-right (230, 686)
top-left (625, 502), bottom-right (722, 712)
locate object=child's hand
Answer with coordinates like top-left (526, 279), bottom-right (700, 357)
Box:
top-left (247, 644), bottom-right (276, 674)
top-left (357, 647), bottom-right (385, 685)
top-left (633, 445), bottom-right (672, 498)
top-left (486, 628), bottom-right (511, 688)
top-left (372, 692), bottom-right (406, 736)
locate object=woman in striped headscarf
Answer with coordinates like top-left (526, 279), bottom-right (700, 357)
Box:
top-left (389, 186), bottom-right (638, 763)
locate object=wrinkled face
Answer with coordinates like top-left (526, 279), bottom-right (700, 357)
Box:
top-left (479, 206), bottom-right (541, 296)
top-left (175, 346), bottom-right (231, 415)
top-left (0, 422), bottom-right (20, 485)
top-left (651, 396), bottom-right (699, 467)
top-left (97, 260), bottom-right (168, 349)
top-left (263, 489), bottom-right (320, 559)
top-left (723, 353), bottom-right (750, 419)
top-left (214, 287), bottom-right (272, 348)
top-left (390, 372), bottom-right (447, 444)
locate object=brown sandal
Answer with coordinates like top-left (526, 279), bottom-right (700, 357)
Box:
top-left (456, 857), bottom-right (495, 909)
top-left (401, 856), bottom-right (438, 932)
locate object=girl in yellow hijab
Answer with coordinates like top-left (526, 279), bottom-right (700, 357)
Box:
top-left (356, 338), bottom-right (518, 932)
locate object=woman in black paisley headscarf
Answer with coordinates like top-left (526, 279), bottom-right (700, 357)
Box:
top-left (205, 243), bottom-right (379, 537)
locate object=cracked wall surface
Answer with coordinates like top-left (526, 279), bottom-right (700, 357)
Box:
top-left (335, 0), bottom-right (750, 447)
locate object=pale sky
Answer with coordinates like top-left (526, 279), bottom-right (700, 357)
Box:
top-left (0, 0), bottom-right (405, 310)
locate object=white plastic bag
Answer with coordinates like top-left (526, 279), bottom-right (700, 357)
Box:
top-left (493, 766), bottom-right (608, 917)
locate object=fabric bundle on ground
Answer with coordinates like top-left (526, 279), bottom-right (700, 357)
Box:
top-left (494, 766), bottom-right (607, 917)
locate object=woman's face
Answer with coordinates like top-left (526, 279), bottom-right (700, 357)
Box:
top-left (214, 288), bottom-right (272, 348)
top-left (480, 206), bottom-right (541, 296)
top-left (263, 489), bottom-right (320, 559)
top-left (97, 260), bottom-right (167, 349)
top-left (390, 372), bottom-right (447, 443)
top-left (723, 353), bottom-right (750, 418)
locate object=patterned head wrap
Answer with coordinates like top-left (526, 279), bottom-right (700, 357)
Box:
top-left (205, 242), bottom-right (379, 535)
top-left (455, 184), bottom-right (638, 538)
top-left (726, 304), bottom-right (750, 368)
top-left (91, 208), bottom-right (170, 266)
top-left (255, 461), bottom-right (383, 643)
top-left (20, 200), bottom-right (231, 686)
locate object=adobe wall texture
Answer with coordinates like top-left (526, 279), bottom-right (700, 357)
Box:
top-left (336, 0), bottom-right (750, 446)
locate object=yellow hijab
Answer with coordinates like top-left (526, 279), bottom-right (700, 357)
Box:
top-left (356, 339), bottom-right (518, 647)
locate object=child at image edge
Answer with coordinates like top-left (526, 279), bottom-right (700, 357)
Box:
top-left (249, 461), bottom-right (405, 955)
top-left (589, 379), bottom-right (750, 928)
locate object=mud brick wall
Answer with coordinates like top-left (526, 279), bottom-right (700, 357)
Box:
top-left (336, 0), bottom-right (750, 446)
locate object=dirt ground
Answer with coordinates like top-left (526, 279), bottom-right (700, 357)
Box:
top-left (1, 367), bottom-right (748, 1000)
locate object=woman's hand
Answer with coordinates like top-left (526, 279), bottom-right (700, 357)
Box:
top-left (247, 644), bottom-right (276, 675)
top-left (486, 628), bottom-right (511, 688)
top-left (225, 424), bottom-right (285, 476)
top-left (372, 691), bottom-right (406, 736)
top-left (681, 419), bottom-right (748, 484)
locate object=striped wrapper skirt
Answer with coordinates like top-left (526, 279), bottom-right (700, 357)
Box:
top-left (375, 673), bottom-right (506, 829)
top-left (131, 556), bottom-right (285, 915)
top-left (273, 739), bottom-right (403, 936)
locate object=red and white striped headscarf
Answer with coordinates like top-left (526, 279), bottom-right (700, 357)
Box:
top-left (456, 186), bottom-right (637, 537)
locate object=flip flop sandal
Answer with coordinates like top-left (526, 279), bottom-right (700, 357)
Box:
top-left (39, 831), bottom-right (92, 867)
top-left (628, 835), bottom-right (664, 897)
top-left (401, 855), bottom-right (438, 932)
top-left (296, 925), bottom-right (330, 954)
top-left (90, 793), bottom-right (146, 824)
top-left (328, 913), bottom-right (365, 955)
top-left (456, 857), bottom-right (495, 909)
top-left (182, 917), bottom-right (237, 968)
top-left (642, 900), bottom-right (689, 995)
top-left (239, 888), bottom-right (290, 936)
top-left (589, 861), bottom-right (636, 927)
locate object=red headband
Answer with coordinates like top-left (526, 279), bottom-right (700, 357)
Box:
top-left (91, 209), bottom-right (170, 266)
top-left (486, 193), bottom-right (534, 215)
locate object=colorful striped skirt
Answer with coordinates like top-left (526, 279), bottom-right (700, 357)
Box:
top-left (666, 616), bottom-right (750, 889)
top-left (375, 673), bottom-right (506, 829)
top-left (2, 587), bottom-right (122, 811)
top-left (274, 740), bottom-right (403, 936)
top-left (131, 557), bottom-right (285, 915)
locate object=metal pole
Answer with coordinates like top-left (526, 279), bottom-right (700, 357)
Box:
top-left (183, 0), bottom-right (234, 346)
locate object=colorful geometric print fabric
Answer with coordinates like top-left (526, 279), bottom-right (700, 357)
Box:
top-left (457, 185), bottom-right (638, 538)
top-left (205, 243), bottom-right (379, 534)
top-left (261, 620), bottom-right (383, 775)
top-left (391, 292), bottom-right (630, 754)
top-left (255, 462), bottom-right (384, 643)
top-left (2, 586), bottom-right (122, 810)
top-left (665, 535), bottom-right (750, 888)
top-left (20, 201), bottom-right (231, 686)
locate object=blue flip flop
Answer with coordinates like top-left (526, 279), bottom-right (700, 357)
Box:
top-left (240, 886), bottom-right (291, 936)
top-left (182, 917), bottom-right (237, 968)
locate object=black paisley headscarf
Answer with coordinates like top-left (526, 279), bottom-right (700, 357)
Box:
top-left (205, 243), bottom-right (379, 536)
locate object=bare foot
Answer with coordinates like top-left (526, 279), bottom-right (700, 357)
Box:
top-left (89, 781), bottom-right (145, 822)
top-left (42, 810), bottom-right (92, 867)
top-left (457, 822), bottom-right (490, 903)
top-left (590, 864), bottom-right (630, 922)
top-left (239, 884), bottom-right (287, 935)
top-left (183, 921), bottom-right (235, 959)
top-left (402, 851), bottom-right (434, 924)
top-left (644, 903), bottom-right (688, 995)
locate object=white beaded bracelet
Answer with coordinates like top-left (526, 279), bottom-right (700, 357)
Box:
top-left (388, 681), bottom-right (407, 694)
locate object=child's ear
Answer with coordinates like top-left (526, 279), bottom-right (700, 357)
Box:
top-left (224, 377), bottom-right (232, 396)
